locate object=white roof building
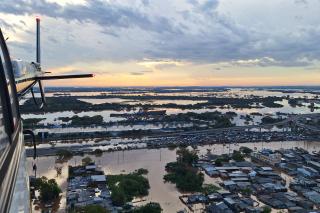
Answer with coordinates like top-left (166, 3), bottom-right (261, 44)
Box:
top-left (86, 165), bottom-right (96, 170)
top-left (91, 175), bottom-right (106, 182)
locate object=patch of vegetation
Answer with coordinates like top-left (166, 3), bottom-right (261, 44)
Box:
top-left (56, 149), bottom-right (73, 160)
top-left (262, 97), bottom-right (283, 108)
top-left (82, 156), bottom-right (93, 165)
top-left (288, 98), bottom-right (303, 107)
top-left (21, 95), bottom-right (284, 114)
top-left (214, 154), bottom-right (231, 166)
top-left (23, 118), bottom-right (45, 128)
top-left (250, 112), bottom-right (262, 116)
top-left (93, 148), bottom-right (103, 156)
top-left (167, 143), bottom-right (178, 150)
top-left (21, 97), bottom-right (135, 113)
top-left (201, 184), bottom-right (221, 195)
top-left (164, 148), bottom-right (204, 192)
top-left (211, 116), bottom-right (234, 128)
top-left (59, 115), bottom-right (104, 126)
top-left (176, 148), bottom-right (199, 164)
top-left (239, 146), bottom-right (253, 155)
top-left (135, 168), bottom-right (149, 175)
top-left (241, 114), bottom-right (253, 122)
top-left (82, 205), bottom-right (109, 213)
top-left (262, 206), bottom-right (272, 213)
top-left (34, 176), bottom-right (61, 204)
top-left (107, 170), bottom-right (150, 206)
top-left (225, 111), bottom-right (237, 118)
top-left (214, 158), bottom-right (223, 166)
top-left (128, 202), bottom-right (162, 213)
top-left (261, 116), bottom-right (284, 124)
top-left (240, 187), bottom-right (252, 196)
top-left (232, 150), bottom-right (245, 162)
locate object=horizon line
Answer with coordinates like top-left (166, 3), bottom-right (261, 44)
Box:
top-left (44, 85), bottom-right (320, 88)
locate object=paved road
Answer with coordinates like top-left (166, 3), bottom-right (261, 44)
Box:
top-left (27, 113), bottom-right (320, 157)
top-left (148, 113), bottom-right (320, 138)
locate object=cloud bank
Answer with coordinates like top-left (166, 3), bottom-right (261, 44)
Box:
top-left (0, 0), bottom-right (320, 86)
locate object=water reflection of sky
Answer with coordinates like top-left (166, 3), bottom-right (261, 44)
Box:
top-left (78, 98), bottom-right (207, 105)
top-left (21, 88), bottom-right (319, 132)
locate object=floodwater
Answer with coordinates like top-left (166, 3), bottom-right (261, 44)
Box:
top-left (22, 110), bottom-right (130, 124)
top-left (34, 137), bottom-right (148, 149)
top-left (79, 98), bottom-right (207, 106)
top-left (21, 88), bottom-right (320, 134)
top-left (79, 98), bottom-right (137, 105)
top-left (33, 122), bottom-right (193, 134)
top-left (27, 140), bottom-right (320, 213)
top-left (21, 100), bottom-right (317, 132)
top-left (23, 88), bottom-right (320, 212)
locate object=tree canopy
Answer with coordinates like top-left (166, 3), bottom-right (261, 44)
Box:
top-left (107, 170), bottom-right (150, 206)
top-left (35, 176), bottom-right (61, 203)
top-left (82, 156), bottom-right (93, 165)
top-left (130, 202), bottom-right (162, 213)
top-left (83, 205), bottom-right (109, 213)
top-left (176, 147), bottom-right (198, 165)
top-left (164, 148), bottom-right (204, 192)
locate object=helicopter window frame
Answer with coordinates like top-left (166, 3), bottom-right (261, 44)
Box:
top-left (0, 55), bottom-right (11, 163)
top-left (0, 28), bottom-right (23, 213)
top-left (0, 29), bottom-right (20, 135)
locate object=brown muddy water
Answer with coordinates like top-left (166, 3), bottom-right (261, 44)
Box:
top-left (27, 140), bottom-right (320, 213)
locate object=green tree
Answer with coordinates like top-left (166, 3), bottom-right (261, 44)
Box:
top-left (131, 202), bottom-right (162, 213)
top-left (262, 206), bottom-right (272, 213)
top-left (83, 204), bottom-right (109, 213)
top-left (241, 187), bottom-right (252, 196)
top-left (164, 148), bottom-right (204, 192)
top-left (135, 168), bottom-right (148, 175)
top-left (176, 148), bottom-right (198, 165)
top-left (261, 116), bottom-right (283, 124)
top-left (175, 171), bottom-right (204, 191)
top-left (82, 156), bottom-right (93, 165)
top-left (202, 184), bottom-right (221, 195)
top-left (215, 158), bottom-right (223, 166)
top-left (56, 149), bottom-right (73, 160)
top-left (35, 176), bottom-right (61, 203)
top-left (108, 172), bottom-right (150, 206)
top-left (239, 146), bottom-right (253, 155)
top-left (167, 143), bottom-right (177, 150)
top-left (232, 150), bottom-right (245, 162)
top-left (111, 188), bottom-right (126, 206)
top-left (93, 149), bottom-right (103, 157)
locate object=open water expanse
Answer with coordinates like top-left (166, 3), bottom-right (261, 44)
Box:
top-left (21, 88), bottom-right (320, 135)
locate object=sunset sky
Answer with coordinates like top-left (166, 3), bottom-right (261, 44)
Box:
top-left (1, 0), bottom-right (320, 87)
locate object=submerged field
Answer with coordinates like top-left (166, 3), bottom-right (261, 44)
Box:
top-left (21, 87), bottom-right (320, 136)
top-left (25, 87), bottom-right (320, 212)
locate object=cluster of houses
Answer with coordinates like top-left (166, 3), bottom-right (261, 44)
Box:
top-left (185, 147), bottom-right (320, 212)
top-left (180, 189), bottom-right (261, 213)
top-left (66, 163), bottom-right (113, 211)
top-left (276, 148), bottom-right (320, 207)
top-left (251, 148), bottom-right (320, 208)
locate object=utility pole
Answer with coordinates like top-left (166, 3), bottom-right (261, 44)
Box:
top-left (33, 163), bottom-right (37, 178)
